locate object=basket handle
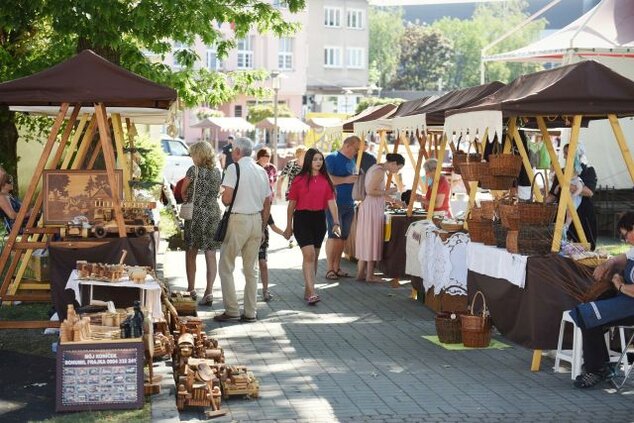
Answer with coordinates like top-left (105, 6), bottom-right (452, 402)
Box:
top-left (529, 172), bottom-right (547, 204)
top-left (439, 284), bottom-right (467, 312)
top-left (469, 290), bottom-right (488, 328)
top-left (453, 134), bottom-right (463, 152)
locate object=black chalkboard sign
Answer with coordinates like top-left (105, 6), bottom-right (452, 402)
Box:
top-left (56, 340), bottom-right (144, 412)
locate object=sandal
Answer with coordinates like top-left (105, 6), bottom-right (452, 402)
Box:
top-left (325, 270), bottom-right (339, 280)
top-left (306, 295), bottom-right (321, 305)
top-left (188, 290), bottom-right (198, 300)
top-left (574, 371), bottom-right (607, 388)
top-left (263, 290), bottom-right (272, 302)
top-left (199, 294), bottom-right (213, 306)
top-left (335, 269), bottom-right (351, 278)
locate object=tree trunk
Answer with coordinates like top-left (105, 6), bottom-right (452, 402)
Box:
top-left (0, 105), bottom-right (19, 190)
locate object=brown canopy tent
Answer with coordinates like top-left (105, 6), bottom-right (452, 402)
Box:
top-left (445, 60), bottom-right (634, 252)
top-left (342, 103), bottom-right (397, 133)
top-left (0, 50), bottom-right (176, 320)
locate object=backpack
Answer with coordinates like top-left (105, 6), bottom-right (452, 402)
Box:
top-left (352, 169), bottom-right (366, 201)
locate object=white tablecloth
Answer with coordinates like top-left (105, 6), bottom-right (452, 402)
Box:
top-left (405, 220), bottom-right (469, 295)
top-left (466, 243), bottom-right (528, 289)
top-left (66, 269), bottom-right (164, 320)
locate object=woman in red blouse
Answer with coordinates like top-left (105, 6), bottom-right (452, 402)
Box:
top-left (284, 148), bottom-right (340, 305)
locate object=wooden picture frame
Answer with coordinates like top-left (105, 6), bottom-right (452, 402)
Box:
top-left (43, 170), bottom-right (123, 225)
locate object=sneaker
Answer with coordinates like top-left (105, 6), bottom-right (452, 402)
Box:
top-left (213, 312), bottom-right (240, 322)
top-left (574, 370), bottom-right (607, 388)
top-left (239, 314), bottom-right (257, 323)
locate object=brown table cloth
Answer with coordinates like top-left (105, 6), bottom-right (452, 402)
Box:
top-left (468, 254), bottom-right (590, 350)
top-left (50, 235), bottom-right (157, 320)
top-left (377, 214), bottom-right (427, 279)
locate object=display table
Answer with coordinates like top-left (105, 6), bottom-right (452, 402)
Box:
top-left (66, 270), bottom-right (163, 320)
top-left (50, 235), bottom-right (157, 321)
top-left (466, 243), bottom-right (528, 288)
top-left (377, 213), bottom-right (427, 278)
top-left (468, 254), bottom-right (588, 349)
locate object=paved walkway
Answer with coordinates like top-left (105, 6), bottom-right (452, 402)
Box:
top-left (161, 204), bottom-right (634, 422)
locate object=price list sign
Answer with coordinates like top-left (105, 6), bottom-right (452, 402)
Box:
top-left (56, 341), bottom-right (144, 412)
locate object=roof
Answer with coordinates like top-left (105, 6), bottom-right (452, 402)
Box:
top-left (373, 95), bottom-right (439, 134)
top-left (9, 105), bottom-right (170, 124)
top-left (190, 117), bottom-right (255, 132)
top-left (255, 117), bottom-right (310, 133)
top-left (444, 60), bottom-right (634, 139)
top-left (343, 104), bottom-right (397, 132)
top-left (0, 50), bottom-right (176, 109)
top-left (484, 0), bottom-right (634, 63)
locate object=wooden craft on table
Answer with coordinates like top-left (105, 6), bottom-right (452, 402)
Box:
top-left (171, 291), bottom-right (197, 316)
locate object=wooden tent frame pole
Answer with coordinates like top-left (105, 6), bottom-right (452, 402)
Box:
top-left (426, 133), bottom-right (449, 218)
top-left (536, 117), bottom-right (588, 248)
top-left (0, 104), bottom-right (69, 300)
top-left (385, 133), bottom-right (401, 189)
top-left (355, 133), bottom-right (365, 170)
top-left (4, 105), bottom-right (82, 300)
top-left (551, 115), bottom-right (582, 252)
top-left (95, 103), bottom-right (127, 237)
top-left (407, 131), bottom-right (428, 217)
top-left (509, 118), bottom-right (543, 202)
top-left (608, 114), bottom-right (634, 184)
top-left (72, 115), bottom-right (97, 169)
top-left (111, 113), bottom-right (132, 201)
top-left (400, 132), bottom-right (416, 169)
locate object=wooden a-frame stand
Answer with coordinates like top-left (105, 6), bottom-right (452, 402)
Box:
top-left (0, 103), bottom-right (135, 329)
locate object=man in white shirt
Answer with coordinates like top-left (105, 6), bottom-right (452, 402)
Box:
top-left (214, 137), bottom-right (271, 322)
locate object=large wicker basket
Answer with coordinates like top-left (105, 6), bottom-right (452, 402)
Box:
top-left (499, 201), bottom-right (519, 230)
top-left (480, 175), bottom-right (515, 191)
top-left (506, 230), bottom-right (519, 253)
top-left (435, 312), bottom-right (464, 344)
top-left (461, 291), bottom-right (492, 348)
top-left (489, 151), bottom-right (522, 177)
top-left (493, 221), bottom-right (507, 248)
top-left (467, 216), bottom-right (496, 245)
top-left (517, 224), bottom-right (554, 256)
top-left (452, 137), bottom-right (481, 175)
top-left (517, 173), bottom-right (557, 226)
top-left (460, 161), bottom-right (489, 183)
top-left (480, 200), bottom-right (498, 221)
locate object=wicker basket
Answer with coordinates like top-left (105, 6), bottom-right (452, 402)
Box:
top-left (499, 200), bottom-right (519, 230)
top-left (467, 217), bottom-right (496, 245)
top-left (460, 161), bottom-right (489, 183)
top-left (493, 221), bottom-right (507, 248)
top-left (452, 137), bottom-right (481, 175)
top-left (576, 256), bottom-right (610, 268)
top-left (461, 291), bottom-right (492, 348)
top-left (440, 221), bottom-right (464, 232)
top-left (480, 175), bottom-right (515, 191)
top-left (517, 224), bottom-right (554, 256)
top-left (435, 312), bottom-right (464, 344)
top-left (489, 147), bottom-right (522, 177)
top-left (480, 200), bottom-right (498, 221)
top-left (470, 206), bottom-right (483, 221)
top-left (506, 230), bottom-right (519, 253)
top-left (517, 173), bottom-right (557, 226)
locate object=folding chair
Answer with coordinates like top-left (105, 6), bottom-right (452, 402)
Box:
top-left (612, 325), bottom-right (634, 390)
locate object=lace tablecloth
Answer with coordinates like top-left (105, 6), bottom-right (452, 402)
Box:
top-left (466, 243), bottom-right (528, 288)
top-left (405, 221), bottom-right (469, 295)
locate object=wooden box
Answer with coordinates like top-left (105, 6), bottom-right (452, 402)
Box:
top-left (27, 249), bottom-right (50, 281)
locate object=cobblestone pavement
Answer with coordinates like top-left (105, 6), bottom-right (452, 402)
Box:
top-left (161, 204), bottom-right (634, 422)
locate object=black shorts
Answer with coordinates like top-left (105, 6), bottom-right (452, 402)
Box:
top-left (293, 210), bottom-right (327, 249)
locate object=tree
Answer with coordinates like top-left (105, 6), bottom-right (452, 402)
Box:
top-left (0, 0), bottom-right (306, 183)
top-left (246, 103), bottom-right (293, 124)
top-left (388, 24), bottom-right (453, 91)
top-left (432, 0), bottom-right (545, 89)
top-left (368, 7), bottom-right (404, 89)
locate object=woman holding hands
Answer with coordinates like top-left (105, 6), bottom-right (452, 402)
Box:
top-left (284, 148), bottom-right (340, 305)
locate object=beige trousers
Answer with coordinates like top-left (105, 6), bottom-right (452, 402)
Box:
top-left (218, 213), bottom-right (262, 318)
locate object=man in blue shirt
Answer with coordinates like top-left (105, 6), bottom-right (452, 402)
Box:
top-left (324, 135), bottom-right (360, 280)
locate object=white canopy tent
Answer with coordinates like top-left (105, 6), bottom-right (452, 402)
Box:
top-left (483, 0), bottom-right (634, 188)
top-left (10, 105), bottom-right (171, 125)
top-left (191, 116), bottom-right (254, 132)
top-left (255, 117), bottom-right (310, 133)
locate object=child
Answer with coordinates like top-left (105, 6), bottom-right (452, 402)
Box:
top-left (259, 215), bottom-right (285, 302)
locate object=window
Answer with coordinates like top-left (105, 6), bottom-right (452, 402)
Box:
top-left (278, 37), bottom-right (293, 70)
top-left (347, 9), bottom-right (364, 29)
top-left (324, 46), bottom-right (342, 68)
top-left (234, 105), bottom-right (243, 117)
top-left (237, 36), bottom-right (254, 69)
top-left (206, 48), bottom-right (223, 70)
top-left (346, 47), bottom-right (364, 69)
top-left (324, 7), bottom-right (341, 27)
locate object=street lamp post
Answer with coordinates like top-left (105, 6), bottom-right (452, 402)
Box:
top-left (271, 72), bottom-right (281, 168)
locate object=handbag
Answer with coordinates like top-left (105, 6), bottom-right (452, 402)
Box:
top-left (352, 168), bottom-right (366, 201)
top-left (214, 163), bottom-right (240, 243)
top-left (179, 167), bottom-right (198, 220)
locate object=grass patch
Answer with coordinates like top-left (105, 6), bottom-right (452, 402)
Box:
top-left (0, 303), bottom-right (57, 357)
top-left (31, 398), bottom-right (151, 423)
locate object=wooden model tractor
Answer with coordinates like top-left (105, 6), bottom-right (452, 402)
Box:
top-left (91, 200), bottom-right (156, 238)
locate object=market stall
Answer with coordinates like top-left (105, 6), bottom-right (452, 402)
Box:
top-left (191, 116), bottom-right (255, 151)
top-left (442, 59), bottom-right (634, 368)
top-left (0, 50), bottom-right (176, 328)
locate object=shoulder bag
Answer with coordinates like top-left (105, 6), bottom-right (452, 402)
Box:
top-left (179, 167), bottom-right (198, 220)
top-left (352, 168), bottom-right (366, 201)
top-left (214, 163), bottom-right (240, 243)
